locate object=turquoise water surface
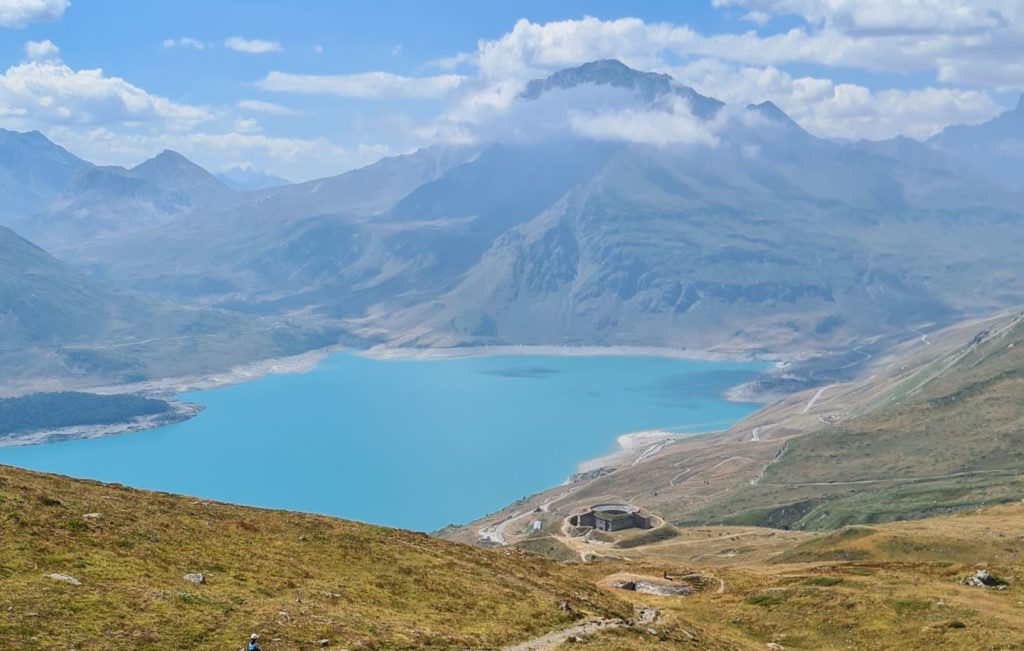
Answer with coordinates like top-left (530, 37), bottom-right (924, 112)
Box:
top-left (0, 353), bottom-right (766, 531)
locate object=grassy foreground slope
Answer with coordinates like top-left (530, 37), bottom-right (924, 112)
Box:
top-left (2, 466), bottom-right (1023, 650)
top-left (0, 465), bottom-right (630, 650)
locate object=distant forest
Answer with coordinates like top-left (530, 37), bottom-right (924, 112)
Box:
top-left (0, 392), bottom-right (172, 437)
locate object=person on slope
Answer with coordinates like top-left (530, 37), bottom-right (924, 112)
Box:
top-left (246, 633), bottom-right (262, 651)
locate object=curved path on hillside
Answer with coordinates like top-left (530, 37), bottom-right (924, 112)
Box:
top-left (479, 490), bottom-right (573, 545)
top-left (502, 619), bottom-right (624, 651)
top-left (503, 607), bottom-right (659, 651)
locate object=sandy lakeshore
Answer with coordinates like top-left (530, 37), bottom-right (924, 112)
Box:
top-left (361, 343), bottom-right (778, 364)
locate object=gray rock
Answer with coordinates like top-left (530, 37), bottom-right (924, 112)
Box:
top-left (46, 573), bottom-right (81, 585)
top-left (184, 573), bottom-right (206, 585)
top-left (959, 569), bottom-right (1008, 589)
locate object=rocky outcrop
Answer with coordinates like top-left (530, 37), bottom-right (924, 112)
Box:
top-left (959, 569), bottom-right (1007, 589)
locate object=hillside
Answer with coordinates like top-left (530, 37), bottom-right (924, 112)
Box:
top-left (0, 465), bottom-right (633, 650)
top-left (0, 226), bottom-right (339, 392)
top-left (705, 312), bottom-right (1024, 530)
top-left (2, 464), bottom-right (1022, 650)
top-left (0, 129), bottom-right (90, 226)
top-left (19, 150), bottom-right (241, 249)
top-left (452, 311), bottom-right (1024, 546)
top-left (928, 94), bottom-right (1024, 190)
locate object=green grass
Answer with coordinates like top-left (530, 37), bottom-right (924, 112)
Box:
top-left (802, 576), bottom-right (843, 586)
top-left (614, 525), bottom-right (681, 549)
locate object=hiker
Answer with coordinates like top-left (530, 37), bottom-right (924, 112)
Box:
top-left (247, 633), bottom-right (261, 651)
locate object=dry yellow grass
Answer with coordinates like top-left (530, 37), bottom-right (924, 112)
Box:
top-left (2, 464), bottom-right (1022, 650)
top-left (570, 504), bottom-right (1024, 650)
top-left (0, 465), bottom-right (632, 650)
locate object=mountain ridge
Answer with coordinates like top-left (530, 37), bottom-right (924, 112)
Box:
top-left (4, 60), bottom-right (1024, 386)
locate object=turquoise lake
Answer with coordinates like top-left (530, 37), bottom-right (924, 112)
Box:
top-left (0, 353), bottom-right (766, 531)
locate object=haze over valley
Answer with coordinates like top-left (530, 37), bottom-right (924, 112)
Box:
top-left (2, 2), bottom-right (1024, 649)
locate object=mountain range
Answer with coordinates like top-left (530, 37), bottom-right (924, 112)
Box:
top-left (0, 224), bottom-right (338, 390)
top-left (215, 165), bottom-right (291, 191)
top-left (928, 93), bottom-right (1024, 190)
top-left (3, 59), bottom-right (1024, 388)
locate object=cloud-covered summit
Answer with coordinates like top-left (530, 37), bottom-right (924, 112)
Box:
top-left (0, 3), bottom-right (1020, 182)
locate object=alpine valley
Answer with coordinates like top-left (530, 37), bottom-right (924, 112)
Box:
top-left (3, 56), bottom-right (1024, 651)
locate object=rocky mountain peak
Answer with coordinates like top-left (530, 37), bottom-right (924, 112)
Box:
top-left (519, 59), bottom-right (724, 118)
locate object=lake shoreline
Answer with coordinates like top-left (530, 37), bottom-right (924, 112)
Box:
top-left (0, 349), bottom-right (768, 532)
top-left (363, 343), bottom-right (786, 365)
top-left (1, 343), bottom-right (779, 463)
top-left (0, 401), bottom-right (203, 448)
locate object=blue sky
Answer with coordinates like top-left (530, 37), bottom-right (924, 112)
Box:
top-left (0, 0), bottom-right (1020, 180)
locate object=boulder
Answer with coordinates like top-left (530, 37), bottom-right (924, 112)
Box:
top-left (959, 569), bottom-right (1008, 589)
top-left (46, 573), bottom-right (81, 585)
top-left (184, 573), bottom-right (206, 585)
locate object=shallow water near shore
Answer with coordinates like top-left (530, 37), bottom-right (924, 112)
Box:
top-left (0, 352), bottom-right (766, 531)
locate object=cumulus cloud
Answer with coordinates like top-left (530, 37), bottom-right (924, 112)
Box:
top-left (416, 13), bottom-right (1016, 145)
top-left (257, 70), bottom-right (464, 99)
top-left (225, 36), bottom-right (282, 54)
top-left (444, 13), bottom-right (1024, 89)
top-left (162, 36), bottom-right (205, 50)
top-left (422, 80), bottom-right (730, 150)
top-left (0, 47), bottom-right (210, 128)
top-left (24, 38), bottom-right (58, 60)
top-left (669, 58), bottom-right (1001, 140)
top-left (0, 0), bottom-right (68, 27)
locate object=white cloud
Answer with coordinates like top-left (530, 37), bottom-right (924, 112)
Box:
top-left (0, 0), bottom-right (68, 27)
top-left (413, 13), bottom-right (1017, 146)
top-left (741, 11), bottom-right (772, 25)
top-left (712, 1), bottom-right (1011, 35)
top-left (445, 13), bottom-right (1024, 90)
top-left (668, 57), bottom-right (1001, 140)
top-left (162, 36), bottom-right (205, 50)
top-left (236, 99), bottom-right (300, 116)
top-left (567, 96), bottom-right (721, 146)
top-left (0, 49), bottom-right (210, 128)
top-left (24, 38), bottom-right (58, 60)
top-left (233, 117), bottom-right (260, 133)
top-left (257, 70), bottom-right (464, 99)
top-left (225, 36), bottom-right (282, 54)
